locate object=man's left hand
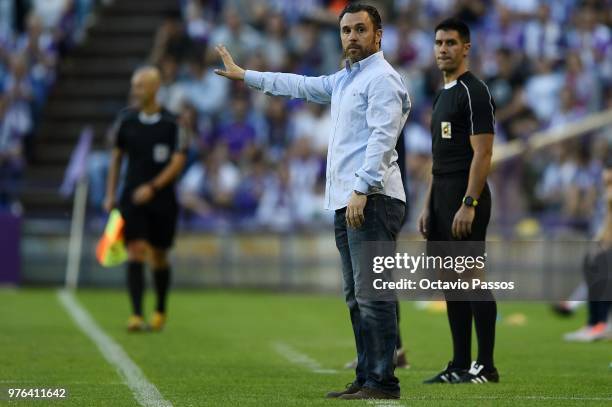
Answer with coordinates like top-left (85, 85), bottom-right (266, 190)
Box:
top-left (452, 205), bottom-right (475, 239)
top-left (132, 184), bottom-right (155, 205)
top-left (346, 191), bottom-right (367, 229)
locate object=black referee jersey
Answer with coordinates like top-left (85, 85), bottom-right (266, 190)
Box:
top-left (113, 107), bottom-right (188, 211)
top-left (428, 71), bottom-right (496, 241)
top-left (431, 71), bottom-right (495, 176)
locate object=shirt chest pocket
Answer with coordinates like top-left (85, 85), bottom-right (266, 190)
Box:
top-left (153, 143), bottom-right (170, 163)
top-left (347, 90), bottom-right (368, 125)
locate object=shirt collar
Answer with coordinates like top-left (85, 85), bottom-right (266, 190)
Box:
top-left (444, 80), bottom-right (457, 89)
top-left (345, 51), bottom-right (383, 72)
top-left (444, 71), bottom-right (470, 89)
top-left (138, 111), bottom-right (161, 124)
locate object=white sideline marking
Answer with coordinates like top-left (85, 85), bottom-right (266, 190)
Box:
top-left (272, 342), bottom-right (338, 374)
top-left (57, 290), bottom-right (172, 407)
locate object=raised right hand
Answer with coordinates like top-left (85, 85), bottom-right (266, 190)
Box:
top-left (213, 45), bottom-right (245, 81)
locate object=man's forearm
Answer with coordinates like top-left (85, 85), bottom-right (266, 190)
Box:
top-left (245, 70), bottom-right (332, 104)
top-left (354, 131), bottom-right (398, 194)
top-left (150, 154), bottom-right (186, 190)
top-left (105, 150), bottom-right (122, 200)
top-left (354, 74), bottom-right (410, 195)
top-left (465, 151), bottom-right (492, 200)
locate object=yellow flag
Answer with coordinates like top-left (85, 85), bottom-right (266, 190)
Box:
top-left (96, 209), bottom-right (128, 267)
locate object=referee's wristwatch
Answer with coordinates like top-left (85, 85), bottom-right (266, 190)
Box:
top-left (463, 196), bottom-right (478, 207)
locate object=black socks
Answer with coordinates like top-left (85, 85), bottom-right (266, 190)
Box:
top-left (127, 261), bottom-right (144, 316)
top-left (127, 262), bottom-right (171, 315)
top-left (446, 300), bottom-right (472, 369)
top-left (472, 299), bottom-right (497, 370)
top-left (445, 294), bottom-right (497, 371)
top-left (152, 267), bottom-right (171, 313)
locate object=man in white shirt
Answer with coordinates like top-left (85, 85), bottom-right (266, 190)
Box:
top-left (214, 3), bottom-right (410, 400)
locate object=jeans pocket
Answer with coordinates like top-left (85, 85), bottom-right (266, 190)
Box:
top-left (382, 196), bottom-right (405, 236)
top-left (363, 194), bottom-right (379, 218)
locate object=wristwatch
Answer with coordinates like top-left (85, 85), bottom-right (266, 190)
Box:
top-left (463, 196), bottom-right (478, 207)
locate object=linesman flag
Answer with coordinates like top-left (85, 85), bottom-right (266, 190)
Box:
top-left (96, 209), bottom-right (128, 267)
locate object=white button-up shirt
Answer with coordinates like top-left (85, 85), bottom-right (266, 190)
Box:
top-left (244, 51), bottom-right (410, 210)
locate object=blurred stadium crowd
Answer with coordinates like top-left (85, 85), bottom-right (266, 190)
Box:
top-left (2, 0), bottom-right (612, 237)
top-left (0, 0), bottom-right (95, 213)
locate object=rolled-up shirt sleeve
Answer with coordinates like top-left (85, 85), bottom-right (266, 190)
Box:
top-left (244, 70), bottom-right (334, 104)
top-left (354, 74), bottom-right (410, 194)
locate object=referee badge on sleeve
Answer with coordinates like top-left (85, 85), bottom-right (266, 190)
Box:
top-left (441, 122), bottom-right (452, 139)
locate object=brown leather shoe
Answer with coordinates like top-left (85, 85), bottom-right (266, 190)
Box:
top-left (325, 382), bottom-right (361, 398)
top-left (339, 387), bottom-right (400, 400)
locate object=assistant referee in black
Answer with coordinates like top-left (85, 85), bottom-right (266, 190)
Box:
top-left (418, 18), bottom-right (499, 384)
top-left (104, 66), bottom-right (187, 332)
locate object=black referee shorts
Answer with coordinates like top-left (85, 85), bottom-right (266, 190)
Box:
top-left (427, 174), bottom-right (492, 298)
top-left (121, 203), bottom-right (178, 250)
top-left (428, 173), bottom-right (491, 241)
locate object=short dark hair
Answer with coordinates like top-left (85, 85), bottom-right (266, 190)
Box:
top-left (338, 3), bottom-right (382, 31)
top-left (435, 18), bottom-right (470, 43)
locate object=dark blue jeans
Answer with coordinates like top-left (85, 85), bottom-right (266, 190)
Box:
top-left (334, 194), bottom-right (405, 396)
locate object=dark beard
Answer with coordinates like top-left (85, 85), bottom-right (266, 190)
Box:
top-left (343, 45), bottom-right (377, 63)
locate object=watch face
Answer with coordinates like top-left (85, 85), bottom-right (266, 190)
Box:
top-left (464, 197), bottom-right (474, 206)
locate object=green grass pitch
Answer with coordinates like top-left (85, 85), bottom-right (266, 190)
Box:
top-left (1, 288), bottom-right (611, 406)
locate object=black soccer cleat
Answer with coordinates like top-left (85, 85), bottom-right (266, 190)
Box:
top-left (423, 362), bottom-right (467, 384)
top-left (457, 362), bottom-right (500, 384)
